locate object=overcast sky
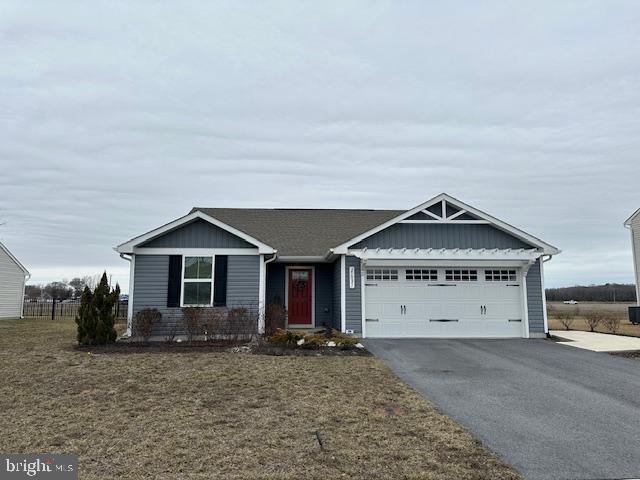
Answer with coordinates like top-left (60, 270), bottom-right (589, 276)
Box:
top-left (1, 1), bottom-right (639, 292)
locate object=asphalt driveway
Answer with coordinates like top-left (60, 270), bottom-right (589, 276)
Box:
top-left (365, 338), bottom-right (640, 480)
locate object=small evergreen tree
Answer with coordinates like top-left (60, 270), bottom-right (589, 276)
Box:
top-left (75, 272), bottom-right (119, 345)
top-left (75, 286), bottom-right (95, 344)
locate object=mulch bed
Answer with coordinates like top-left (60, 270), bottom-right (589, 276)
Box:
top-left (252, 344), bottom-right (371, 357)
top-left (73, 341), bottom-right (371, 356)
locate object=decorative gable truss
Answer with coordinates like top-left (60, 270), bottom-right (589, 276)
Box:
top-left (331, 193), bottom-right (560, 256)
top-left (401, 198), bottom-right (489, 224)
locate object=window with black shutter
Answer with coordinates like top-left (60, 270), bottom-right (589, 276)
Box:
top-left (167, 255), bottom-right (182, 307)
top-left (213, 255), bottom-right (228, 307)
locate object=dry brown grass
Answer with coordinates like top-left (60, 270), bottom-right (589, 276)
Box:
top-left (0, 317), bottom-right (520, 480)
top-left (548, 302), bottom-right (640, 337)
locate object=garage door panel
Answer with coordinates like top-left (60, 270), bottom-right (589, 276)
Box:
top-left (365, 266), bottom-right (525, 338)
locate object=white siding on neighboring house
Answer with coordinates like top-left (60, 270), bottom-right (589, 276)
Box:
top-left (631, 214), bottom-right (640, 305)
top-left (0, 243), bottom-right (29, 319)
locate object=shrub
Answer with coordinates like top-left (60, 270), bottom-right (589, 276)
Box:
top-left (135, 308), bottom-right (161, 340)
top-left (75, 272), bottom-right (119, 345)
top-left (583, 311), bottom-right (602, 332)
top-left (265, 303), bottom-right (287, 336)
top-left (267, 328), bottom-right (359, 348)
top-left (203, 308), bottom-right (227, 341)
top-left (556, 313), bottom-right (574, 331)
top-left (602, 314), bottom-right (622, 334)
top-left (181, 307), bottom-right (205, 342)
top-left (269, 329), bottom-right (305, 345)
top-left (228, 307), bottom-right (256, 340)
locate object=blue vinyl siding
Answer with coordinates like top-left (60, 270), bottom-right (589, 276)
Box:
top-left (351, 223), bottom-right (531, 250)
top-left (332, 259), bottom-right (342, 330)
top-left (141, 219), bottom-right (254, 248)
top-left (344, 256), bottom-right (362, 334)
top-left (526, 259), bottom-right (545, 334)
top-left (132, 254), bottom-right (260, 336)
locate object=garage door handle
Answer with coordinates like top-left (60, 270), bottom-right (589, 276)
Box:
top-left (430, 319), bottom-right (459, 322)
top-left (508, 319), bottom-right (522, 322)
top-left (366, 318), bottom-right (379, 322)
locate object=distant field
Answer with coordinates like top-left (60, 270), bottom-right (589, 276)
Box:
top-left (547, 301), bottom-right (640, 337)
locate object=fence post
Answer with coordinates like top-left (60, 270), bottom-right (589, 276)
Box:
top-left (51, 299), bottom-right (56, 321)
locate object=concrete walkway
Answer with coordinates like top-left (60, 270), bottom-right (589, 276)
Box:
top-left (551, 329), bottom-right (640, 351)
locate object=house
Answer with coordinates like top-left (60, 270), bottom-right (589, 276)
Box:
top-left (115, 193), bottom-right (559, 339)
top-left (0, 241), bottom-right (30, 319)
top-left (624, 208), bottom-right (640, 306)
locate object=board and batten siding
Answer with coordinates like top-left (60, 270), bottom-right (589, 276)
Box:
top-left (351, 223), bottom-right (531, 250)
top-left (526, 259), bottom-right (545, 335)
top-left (0, 246), bottom-right (27, 319)
top-left (140, 219), bottom-right (254, 249)
top-left (344, 256), bottom-right (362, 334)
top-left (132, 254), bottom-right (260, 336)
top-left (332, 259), bottom-right (342, 330)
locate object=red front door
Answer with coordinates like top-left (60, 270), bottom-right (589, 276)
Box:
top-left (288, 269), bottom-right (313, 325)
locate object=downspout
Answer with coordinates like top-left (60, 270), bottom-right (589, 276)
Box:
top-left (119, 253), bottom-right (133, 337)
top-left (20, 271), bottom-right (31, 319)
top-left (624, 223), bottom-right (640, 306)
top-left (259, 252), bottom-right (277, 334)
top-left (540, 254), bottom-right (553, 335)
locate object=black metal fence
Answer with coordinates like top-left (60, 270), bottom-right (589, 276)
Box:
top-left (23, 300), bottom-right (128, 321)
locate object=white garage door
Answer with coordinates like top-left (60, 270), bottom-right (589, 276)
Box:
top-left (365, 267), bottom-right (525, 338)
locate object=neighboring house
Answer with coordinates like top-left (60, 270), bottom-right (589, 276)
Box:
top-left (625, 208), bottom-right (640, 305)
top-left (116, 193), bottom-right (559, 339)
top-left (0, 241), bottom-right (30, 319)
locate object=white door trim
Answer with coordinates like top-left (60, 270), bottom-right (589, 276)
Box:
top-left (285, 265), bottom-right (316, 328)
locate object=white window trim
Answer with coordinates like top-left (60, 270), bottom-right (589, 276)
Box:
top-left (180, 255), bottom-right (216, 308)
top-left (284, 266), bottom-right (316, 328)
top-left (365, 268), bottom-right (400, 281)
top-left (484, 269), bottom-right (518, 282)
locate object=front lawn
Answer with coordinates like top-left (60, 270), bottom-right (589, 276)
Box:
top-left (0, 317), bottom-right (520, 479)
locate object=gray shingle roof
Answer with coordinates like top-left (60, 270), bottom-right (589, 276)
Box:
top-left (191, 208), bottom-right (403, 257)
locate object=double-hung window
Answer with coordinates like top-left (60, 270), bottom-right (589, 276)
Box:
top-left (182, 256), bottom-right (214, 306)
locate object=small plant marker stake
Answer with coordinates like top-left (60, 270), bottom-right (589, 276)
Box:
top-left (315, 430), bottom-right (325, 451)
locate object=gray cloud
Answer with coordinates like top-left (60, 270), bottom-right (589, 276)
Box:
top-left (1, 1), bottom-right (639, 289)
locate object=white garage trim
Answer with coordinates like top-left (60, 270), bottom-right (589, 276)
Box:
top-left (362, 265), bottom-right (529, 338)
top-left (350, 247), bottom-right (543, 262)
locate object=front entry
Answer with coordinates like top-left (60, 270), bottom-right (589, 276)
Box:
top-left (287, 268), bottom-right (313, 325)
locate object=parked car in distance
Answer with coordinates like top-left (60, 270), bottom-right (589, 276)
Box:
top-left (563, 300), bottom-right (579, 305)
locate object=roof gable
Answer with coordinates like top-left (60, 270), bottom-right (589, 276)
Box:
top-left (116, 211), bottom-right (276, 254)
top-left (333, 193), bottom-right (560, 255)
top-left (0, 242), bottom-right (29, 275)
top-left (140, 218), bottom-right (254, 249)
top-left (625, 208), bottom-right (640, 227)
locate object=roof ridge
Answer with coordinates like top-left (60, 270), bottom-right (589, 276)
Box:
top-left (193, 207), bottom-right (404, 212)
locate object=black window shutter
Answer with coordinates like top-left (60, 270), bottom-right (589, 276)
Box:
top-left (167, 255), bottom-right (182, 308)
top-left (214, 255), bottom-right (228, 307)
